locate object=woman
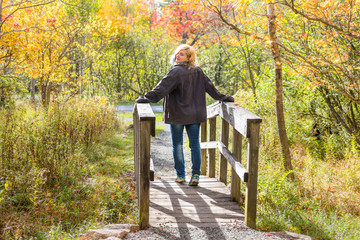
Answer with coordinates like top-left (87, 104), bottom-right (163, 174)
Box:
top-left (135, 44), bottom-right (234, 186)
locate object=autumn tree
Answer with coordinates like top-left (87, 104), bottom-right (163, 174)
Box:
top-left (278, 0), bottom-right (360, 145)
top-left (0, 0), bottom-right (55, 105)
top-left (87, 0), bottom-right (169, 100)
top-left (155, 0), bottom-right (215, 45)
top-left (19, 2), bottom-right (90, 106)
top-left (267, 1), bottom-right (293, 178)
top-left (200, 0), bottom-right (294, 174)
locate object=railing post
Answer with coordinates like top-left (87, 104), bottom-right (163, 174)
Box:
top-left (133, 103), bottom-right (155, 230)
top-left (200, 121), bottom-right (207, 175)
top-left (245, 121), bottom-right (261, 229)
top-left (208, 117), bottom-right (216, 178)
top-left (139, 120), bottom-right (151, 229)
top-left (218, 118), bottom-right (229, 184)
top-left (231, 129), bottom-right (243, 204)
top-left (133, 106), bottom-right (140, 198)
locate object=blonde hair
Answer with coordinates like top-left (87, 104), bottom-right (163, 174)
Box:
top-left (170, 44), bottom-right (197, 67)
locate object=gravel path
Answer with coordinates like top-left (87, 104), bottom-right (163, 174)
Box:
top-left (123, 123), bottom-right (286, 240)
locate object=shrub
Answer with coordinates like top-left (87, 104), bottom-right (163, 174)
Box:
top-left (0, 97), bottom-right (128, 239)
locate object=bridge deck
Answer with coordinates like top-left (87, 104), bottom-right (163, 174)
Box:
top-left (149, 176), bottom-right (244, 228)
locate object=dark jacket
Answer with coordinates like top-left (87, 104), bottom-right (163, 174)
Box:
top-left (140, 63), bottom-right (233, 125)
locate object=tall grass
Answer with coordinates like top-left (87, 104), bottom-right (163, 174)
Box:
top-left (0, 97), bottom-right (137, 239)
top-left (234, 85), bottom-right (360, 240)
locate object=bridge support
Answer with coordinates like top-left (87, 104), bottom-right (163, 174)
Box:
top-left (200, 101), bottom-right (262, 229)
top-left (133, 103), bottom-right (155, 229)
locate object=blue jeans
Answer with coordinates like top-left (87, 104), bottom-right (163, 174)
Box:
top-left (170, 123), bottom-right (201, 177)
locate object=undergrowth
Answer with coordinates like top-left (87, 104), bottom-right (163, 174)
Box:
top-left (0, 98), bottom-right (137, 239)
top-left (234, 87), bottom-right (360, 240)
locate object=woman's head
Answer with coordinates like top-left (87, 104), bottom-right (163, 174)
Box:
top-left (171, 44), bottom-right (196, 67)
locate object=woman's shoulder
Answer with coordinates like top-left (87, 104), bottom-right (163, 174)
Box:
top-left (192, 66), bottom-right (204, 74)
top-left (170, 63), bottom-right (192, 73)
top-left (170, 64), bottom-right (203, 75)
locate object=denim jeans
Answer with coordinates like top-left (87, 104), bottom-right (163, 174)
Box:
top-left (170, 123), bottom-right (201, 177)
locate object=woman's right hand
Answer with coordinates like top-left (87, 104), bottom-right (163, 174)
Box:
top-left (221, 95), bottom-right (234, 102)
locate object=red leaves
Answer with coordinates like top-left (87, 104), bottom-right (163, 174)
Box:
top-left (46, 18), bottom-right (56, 27)
top-left (46, 18), bottom-right (56, 23)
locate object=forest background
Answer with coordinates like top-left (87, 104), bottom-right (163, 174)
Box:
top-left (0, 0), bottom-right (359, 239)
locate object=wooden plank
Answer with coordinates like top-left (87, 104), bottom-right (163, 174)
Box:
top-left (217, 142), bottom-right (248, 182)
top-left (218, 102), bottom-right (262, 138)
top-left (151, 209), bottom-right (243, 217)
top-left (218, 119), bottom-right (229, 184)
top-left (245, 122), bottom-right (260, 229)
top-left (151, 176), bottom-right (223, 182)
top-left (200, 142), bottom-right (248, 182)
top-left (150, 187), bottom-right (231, 195)
top-left (208, 117), bottom-right (217, 178)
top-left (231, 129), bottom-right (243, 204)
top-left (135, 103), bottom-right (156, 119)
top-left (150, 210), bottom-right (244, 219)
top-left (149, 222), bottom-right (240, 228)
top-left (200, 121), bottom-right (207, 175)
top-left (150, 199), bottom-right (241, 208)
top-left (150, 177), bottom-right (229, 190)
top-left (151, 177), bottom-right (223, 183)
top-left (150, 214), bottom-right (243, 223)
top-left (150, 192), bottom-right (232, 200)
top-left (206, 101), bottom-right (221, 118)
top-left (200, 141), bottom-right (218, 149)
top-left (150, 184), bottom-right (231, 192)
top-left (139, 120), bottom-right (151, 229)
top-left (150, 157), bottom-right (154, 181)
top-left (150, 192), bottom-right (234, 200)
top-left (134, 103), bottom-right (156, 137)
top-left (151, 181), bottom-right (228, 187)
top-left (152, 176), bottom-right (225, 188)
top-left (150, 205), bottom-right (243, 214)
top-left (149, 215), bottom-right (243, 223)
top-left (133, 105), bottom-right (140, 199)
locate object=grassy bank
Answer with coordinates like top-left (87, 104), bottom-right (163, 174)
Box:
top-left (0, 98), bottom-right (138, 239)
top-left (233, 89), bottom-right (360, 240)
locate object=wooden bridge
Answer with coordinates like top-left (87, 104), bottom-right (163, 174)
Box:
top-left (133, 101), bottom-right (262, 230)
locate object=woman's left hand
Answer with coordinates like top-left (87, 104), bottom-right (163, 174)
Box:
top-left (135, 96), bottom-right (151, 103)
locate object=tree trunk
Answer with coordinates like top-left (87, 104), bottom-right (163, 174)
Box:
top-left (41, 84), bottom-right (47, 106)
top-left (267, 2), bottom-right (294, 179)
top-left (40, 80), bottom-right (52, 107)
top-left (30, 78), bottom-right (36, 103)
top-left (80, 35), bottom-right (85, 98)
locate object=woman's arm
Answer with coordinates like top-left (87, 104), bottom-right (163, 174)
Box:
top-left (202, 69), bottom-right (234, 102)
top-left (135, 68), bottom-right (179, 103)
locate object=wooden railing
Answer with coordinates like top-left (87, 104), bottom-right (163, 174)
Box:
top-left (133, 101), bottom-right (262, 229)
top-left (199, 101), bottom-right (262, 228)
top-left (133, 103), bottom-right (155, 229)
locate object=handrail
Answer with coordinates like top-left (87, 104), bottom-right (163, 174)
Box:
top-left (200, 101), bottom-right (262, 229)
top-left (133, 103), bottom-right (156, 229)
